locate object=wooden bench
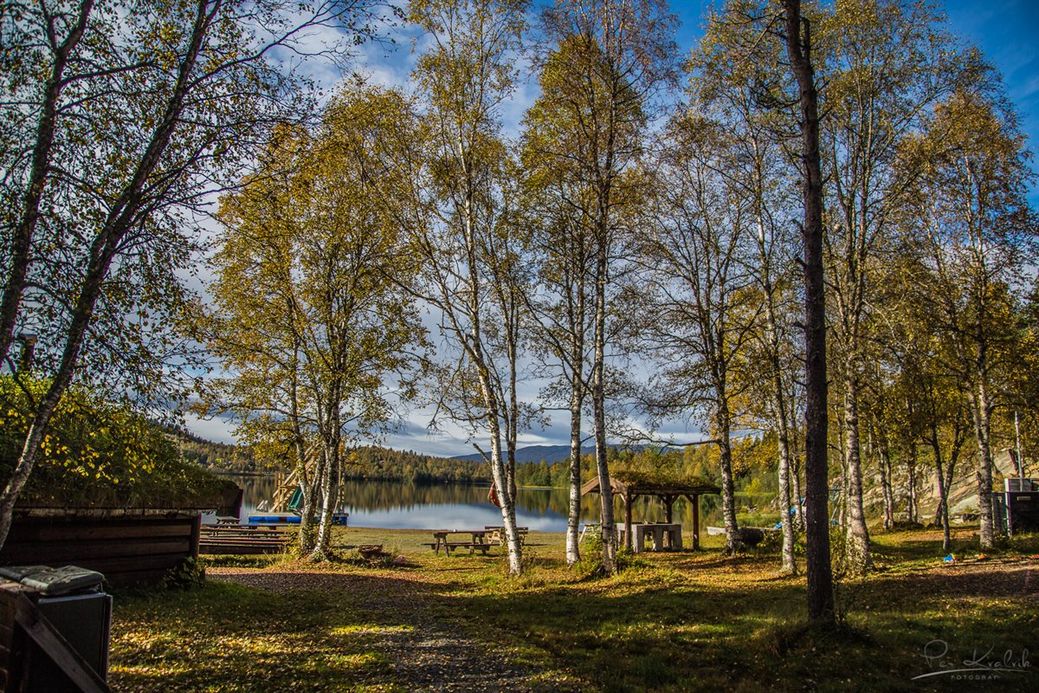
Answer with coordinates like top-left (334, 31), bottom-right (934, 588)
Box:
top-left (198, 531), bottom-right (292, 555)
top-left (422, 541), bottom-right (495, 556)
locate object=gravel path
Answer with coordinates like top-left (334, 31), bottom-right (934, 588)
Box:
top-left (209, 567), bottom-right (547, 691)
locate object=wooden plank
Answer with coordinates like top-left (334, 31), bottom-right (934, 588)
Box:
top-left (199, 536), bottom-right (290, 542)
top-left (190, 514), bottom-right (201, 560)
top-left (197, 543), bottom-right (288, 553)
top-left (11, 593), bottom-right (109, 693)
top-left (199, 533), bottom-right (290, 541)
top-left (198, 543), bottom-right (288, 555)
top-left (198, 542), bottom-right (288, 550)
top-left (6, 519), bottom-right (193, 543)
top-left (1, 538), bottom-right (192, 564)
top-left (63, 553), bottom-right (187, 576)
top-left (200, 529), bottom-right (291, 538)
top-left (691, 494), bottom-right (701, 551)
top-left (199, 527), bottom-right (290, 540)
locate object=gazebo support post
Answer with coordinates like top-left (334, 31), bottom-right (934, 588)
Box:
top-left (624, 492), bottom-right (633, 551)
top-left (662, 495), bottom-right (676, 549)
top-left (686, 494), bottom-right (701, 550)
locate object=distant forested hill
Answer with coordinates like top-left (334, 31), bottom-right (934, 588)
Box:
top-left (167, 427), bottom-right (259, 472)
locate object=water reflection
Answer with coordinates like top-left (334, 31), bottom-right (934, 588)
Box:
top-left (222, 475), bottom-right (724, 531)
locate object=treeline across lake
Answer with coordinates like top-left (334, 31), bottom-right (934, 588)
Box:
top-left (346, 447), bottom-right (487, 485)
top-left (346, 440), bottom-right (782, 508)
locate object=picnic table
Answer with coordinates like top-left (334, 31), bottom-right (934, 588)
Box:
top-left (425, 529), bottom-right (496, 556)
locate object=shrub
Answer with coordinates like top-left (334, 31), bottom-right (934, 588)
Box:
top-left (162, 557), bottom-right (206, 590)
top-left (0, 376), bottom-right (234, 510)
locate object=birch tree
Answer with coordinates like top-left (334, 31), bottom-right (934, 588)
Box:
top-left (408, 0), bottom-right (530, 575)
top-left (207, 88), bottom-right (425, 559)
top-left (520, 121), bottom-right (595, 565)
top-left (538, 0), bottom-right (676, 573)
top-left (816, 0), bottom-right (963, 571)
top-left (902, 85), bottom-right (1038, 548)
top-left (641, 113), bottom-right (758, 556)
top-left (693, 1), bottom-right (802, 572)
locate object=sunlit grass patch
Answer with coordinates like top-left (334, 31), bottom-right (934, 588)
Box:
top-left (330, 624), bottom-right (415, 636)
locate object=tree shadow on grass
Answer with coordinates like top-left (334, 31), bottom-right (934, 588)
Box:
top-left (111, 569), bottom-right (544, 692)
top-left (439, 555), bottom-right (1039, 692)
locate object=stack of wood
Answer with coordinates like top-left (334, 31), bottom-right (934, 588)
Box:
top-left (198, 525), bottom-right (292, 555)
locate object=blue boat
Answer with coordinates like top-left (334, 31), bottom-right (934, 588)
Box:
top-left (247, 512), bottom-right (349, 526)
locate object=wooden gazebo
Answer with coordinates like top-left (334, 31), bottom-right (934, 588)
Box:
top-left (581, 471), bottom-right (720, 550)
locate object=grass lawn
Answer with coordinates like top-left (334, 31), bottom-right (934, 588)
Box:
top-left (108, 527), bottom-right (1039, 692)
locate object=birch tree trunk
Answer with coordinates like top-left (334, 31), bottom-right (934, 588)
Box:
top-left (843, 382), bottom-right (871, 570)
top-left (591, 246), bottom-right (617, 573)
top-left (971, 379), bottom-right (996, 547)
top-left (715, 398), bottom-right (741, 555)
top-left (790, 427), bottom-right (805, 532)
top-left (777, 425), bottom-right (797, 574)
top-left (480, 388), bottom-right (523, 575)
top-left (929, 432), bottom-right (952, 551)
top-left (312, 440), bottom-right (340, 560)
top-left (566, 386), bottom-right (583, 565)
top-left (906, 445), bottom-right (919, 525)
top-left (300, 446), bottom-right (326, 554)
top-left (878, 442), bottom-right (895, 532)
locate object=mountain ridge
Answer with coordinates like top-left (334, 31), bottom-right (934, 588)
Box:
top-left (451, 443), bottom-right (672, 464)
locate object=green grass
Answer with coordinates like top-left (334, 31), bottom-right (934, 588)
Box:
top-left (108, 527), bottom-right (1039, 691)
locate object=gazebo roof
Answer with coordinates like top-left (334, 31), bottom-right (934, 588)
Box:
top-left (580, 470), bottom-right (720, 498)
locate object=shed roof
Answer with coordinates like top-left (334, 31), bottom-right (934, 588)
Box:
top-left (580, 470), bottom-right (720, 498)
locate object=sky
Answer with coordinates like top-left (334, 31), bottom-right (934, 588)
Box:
top-left (184, 0), bottom-right (1039, 455)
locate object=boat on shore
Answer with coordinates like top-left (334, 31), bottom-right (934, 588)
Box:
top-left (247, 512), bottom-right (349, 526)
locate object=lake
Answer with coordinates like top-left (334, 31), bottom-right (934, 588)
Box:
top-left (218, 475), bottom-right (724, 531)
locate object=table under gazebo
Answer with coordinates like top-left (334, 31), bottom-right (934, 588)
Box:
top-left (581, 471), bottom-right (721, 552)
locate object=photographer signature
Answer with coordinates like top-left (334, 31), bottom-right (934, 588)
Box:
top-left (913, 639), bottom-right (1033, 680)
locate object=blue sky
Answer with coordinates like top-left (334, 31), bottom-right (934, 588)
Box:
top-left (945, 0), bottom-right (1039, 206)
top-left (185, 0), bottom-right (1039, 454)
top-left (673, 1), bottom-right (1039, 204)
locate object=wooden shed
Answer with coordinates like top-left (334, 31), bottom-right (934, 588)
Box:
top-left (0, 482), bottom-right (242, 587)
top-left (582, 472), bottom-right (720, 550)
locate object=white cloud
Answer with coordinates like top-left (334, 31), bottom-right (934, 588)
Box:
top-left (183, 412), bottom-right (239, 444)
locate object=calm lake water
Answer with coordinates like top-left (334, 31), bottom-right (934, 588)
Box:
top-left (218, 475), bottom-right (724, 531)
